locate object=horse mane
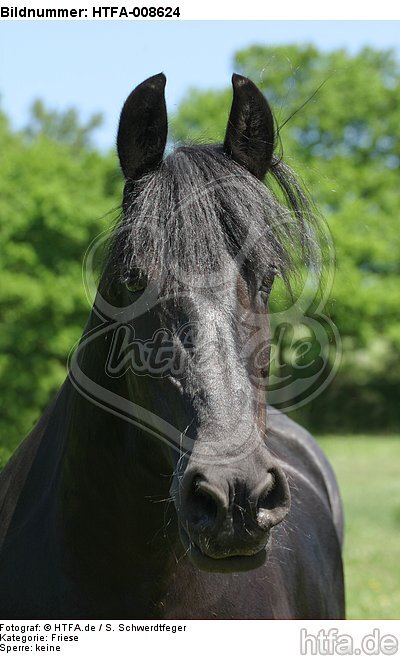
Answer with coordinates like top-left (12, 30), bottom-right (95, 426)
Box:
top-left (108, 144), bottom-right (319, 297)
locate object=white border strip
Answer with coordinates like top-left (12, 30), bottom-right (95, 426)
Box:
top-left (1, 1), bottom-right (400, 20)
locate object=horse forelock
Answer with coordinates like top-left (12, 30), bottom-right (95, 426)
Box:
top-left (108, 144), bottom-right (318, 298)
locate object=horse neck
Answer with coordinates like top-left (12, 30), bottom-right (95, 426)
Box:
top-left (57, 306), bottom-right (180, 587)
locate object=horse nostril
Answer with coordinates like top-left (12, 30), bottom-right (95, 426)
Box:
top-left (186, 477), bottom-right (222, 531)
top-left (257, 472), bottom-right (280, 509)
top-left (256, 467), bottom-right (290, 529)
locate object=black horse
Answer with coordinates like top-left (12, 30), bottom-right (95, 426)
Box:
top-left (0, 73), bottom-right (345, 619)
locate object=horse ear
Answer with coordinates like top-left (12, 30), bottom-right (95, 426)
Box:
top-left (117, 73), bottom-right (168, 181)
top-left (223, 74), bottom-right (275, 180)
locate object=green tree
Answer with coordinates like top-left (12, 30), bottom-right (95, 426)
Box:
top-left (25, 100), bottom-right (103, 151)
top-left (0, 103), bottom-right (122, 459)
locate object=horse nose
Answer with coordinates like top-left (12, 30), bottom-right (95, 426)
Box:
top-left (180, 465), bottom-right (290, 537)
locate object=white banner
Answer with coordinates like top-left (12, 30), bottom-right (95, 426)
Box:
top-left (0, 620), bottom-right (399, 656)
top-left (0, 0), bottom-right (400, 20)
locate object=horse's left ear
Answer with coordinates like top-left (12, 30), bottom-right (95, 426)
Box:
top-left (117, 72), bottom-right (168, 181)
top-left (223, 74), bottom-right (275, 180)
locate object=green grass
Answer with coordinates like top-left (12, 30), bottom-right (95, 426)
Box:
top-left (318, 435), bottom-right (400, 619)
top-left (1, 435), bottom-right (399, 618)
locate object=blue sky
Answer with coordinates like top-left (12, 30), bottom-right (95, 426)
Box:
top-left (0, 20), bottom-right (399, 148)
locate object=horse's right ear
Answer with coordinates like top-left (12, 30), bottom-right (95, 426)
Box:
top-left (117, 73), bottom-right (168, 181)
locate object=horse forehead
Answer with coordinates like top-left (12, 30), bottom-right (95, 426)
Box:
top-left (173, 284), bottom-right (248, 325)
top-left (177, 262), bottom-right (251, 307)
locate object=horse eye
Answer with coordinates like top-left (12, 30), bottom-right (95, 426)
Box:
top-left (124, 271), bottom-right (147, 293)
top-left (259, 266), bottom-right (278, 297)
top-left (259, 283), bottom-right (272, 298)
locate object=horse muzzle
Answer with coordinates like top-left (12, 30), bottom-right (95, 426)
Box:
top-left (173, 457), bottom-right (291, 573)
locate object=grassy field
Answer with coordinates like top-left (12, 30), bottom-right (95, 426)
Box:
top-left (1, 435), bottom-right (399, 619)
top-left (318, 436), bottom-right (400, 619)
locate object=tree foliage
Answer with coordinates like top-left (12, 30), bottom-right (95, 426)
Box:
top-left (25, 100), bottom-right (103, 151)
top-left (0, 103), bottom-right (122, 454)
